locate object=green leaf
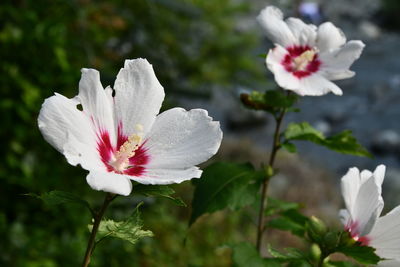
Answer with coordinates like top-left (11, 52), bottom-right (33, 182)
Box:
top-left (90, 203), bottom-right (153, 245)
top-left (284, 122), bottom-right (372, 157)
top-left (267, 208), bottom-right (309, 237)
top-left (281, 142), bottom-right (297, 153)
top-left (265, 197), bottom-right (301, 216)
top-left (268, 217), bottom-right (306, 237)
top-left (336, 245), bottom-right (380, 265)
top-left (27, 190), bottom-right (92, 211)
top-left (230, 242), bottom-right (269, 267)
top-left (263, 90), bottom-right (298, 109)
top-left (325, 261), bottom-right (359, 267)
top-left (190, 162), bottom-right (263, 225)
top-left (134, 184), bottom-right (186, 206)
top-left (240, 89), bottom-right (298, 114)
top-left (268, 245), bottom-right (307, 261)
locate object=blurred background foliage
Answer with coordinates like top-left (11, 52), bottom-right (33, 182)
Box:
top-left (2, 0), bottom-right (400, 266)
top-left (0, 0), bottom-right (262, 266)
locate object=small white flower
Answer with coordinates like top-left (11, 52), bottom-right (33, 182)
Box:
top-left (38, 58), bottom-right (223, 196)
top-left (340, 165), bottom-right (400, 265)
top-left (257, 6), bottom-right (365, 96)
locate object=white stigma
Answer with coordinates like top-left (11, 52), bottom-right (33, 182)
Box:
top-left (110, 124), bottom-right (143, 172)
top-left (293, 49), bottom-right (317, 71)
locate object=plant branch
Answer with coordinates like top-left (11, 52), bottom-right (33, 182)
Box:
top-left (82, 193), bottom-right (115, 267)
top-left (256, 105), bottom-right (288, 253)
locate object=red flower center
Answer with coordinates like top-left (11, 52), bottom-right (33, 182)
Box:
top-left (96, 123), bottom-right (149, 177)
top-left (345, 220), bottom-right (370, 246)
top-left (281, 45), bottom-right (321, 79)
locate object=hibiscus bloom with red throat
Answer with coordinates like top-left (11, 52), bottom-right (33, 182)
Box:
top-left (257, 6), bottom-right (365, 96)
top-left (38, 58), bottom-right (223, 196)
top-left (340, 165), bottom-right (400, 266)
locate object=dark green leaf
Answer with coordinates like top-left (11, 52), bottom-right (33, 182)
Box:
top-left (230, 242), bottom-right (268, 267)
top-left (265, 197), bottom-right (301, 216)
top-left (281, 142), bottom-right (297, 153)
top-left (134, 184), bottom-right (186, 206)
top-left (325, 261), bottom-right (359, 267)
top-left (287, 260), bottom-right (312, 267)
top-left (284, 122), bottom-right (372, 157)
top-left (90, 203), bottom-right (153, 245)
top-left (26, 190), bottom-right (91, 211)
top-left (240, 89), bottom-right (298, 114)
top-left (336, 245), bottom-right (380, 265)
top-left (268, 245), bottom-right (307, 261)
top-left (190, 162), bottom-right (263, 225)
top-left (263, 90), bottom-right (298, 109)
top-left (268, 217), bottom-right (306, 237)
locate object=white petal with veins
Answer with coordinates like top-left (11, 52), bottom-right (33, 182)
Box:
top-left (38, 93), bottom-right (104, 171)
top-left (130, 167), bottom-right (202, 185)
top-left (78, 69), bottom-right (116, 146)
top-left (370, 206), bottom-right (400, 260)
top-left (114, 58), bottom-right (165, 136)
top-left (286, 17), bottom-right (317, 46)
top-left (144, 108), bottom-right (222, 170)
top-left (316, 22), bottom-right (346, 52)
top-left (257, 6), bottom-right (296, 47)
top-left (86, 171), bottom-right (132, 196)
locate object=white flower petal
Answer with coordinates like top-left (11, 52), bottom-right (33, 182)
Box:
top-left (378, 260), bottom-right (400, 267)
top-left (286, 17), bottom-right (317, 46)
top-left (38, 93), bottom-right (104, 171)
top-left (316, 22), bottom-right (346, 52)
top-left (360, 169), bottom-right (373, 183)
top-left (113, 58), bottom-right (165, 136)
top-left (266, 46), bottom-right (302, 90)
top-left (86, 171), bottom-right (132, 196)
top-left (339, 209), bottom-right (351, 227)
top-left (370, 206), bottom-right (400, 260)
top-left (257, 6), bottom-right (296, 47)
top-left (144, 108), bottom-right (222, 169)
top-left (373, 164), bottom-right (386, 188)
top-left (296, 74), bottom-right (343, 96)
top-left (130, 167), bottom-right (202, 185)
top-left (353, 176), bottom-right (383, 236)
top-left (78, 69), bottom-right (116, 144)
top-left (341, 167), bottom-right (362, 214)
top-left (319, 40), bottom-right (365, 81)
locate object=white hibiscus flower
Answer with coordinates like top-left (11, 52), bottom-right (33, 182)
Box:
top-left (257, 6), bottom-right (365, 96)
top-left (340, 165), bottom-right (400, 265)
top-left (38, 58), bottom-right (222, 196)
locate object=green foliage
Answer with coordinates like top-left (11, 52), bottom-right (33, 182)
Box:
top-left (230, 242), bottom-right (271, 267)
top-left (27, 190), bottom-right (92, 212)
top-left (90, 203), bottom-right (153, 246)
top-left (240, 89), bottom-right (299, 116)
top-left (284, 122), bottom-right (372, 157)
top-left (134, 184), bottom-right (186, 206)
top-left (1, 0), bottom-right (263, 265)
top-left (190, 162), bottom-right (263, 225)
top-left (336, 245), bottom-right (380, 265)
top-left (266, 198), bottom-right (309, 237)
top-left (265, 197), bottom-right (301, 216)
top-left (268, 245), bottom-right (312, 266)
top-left (267, 209), bottom-right (309, 237)
top-left (325, 261), bottom-right (359, 267)
top-left (308, 216), bottom-right (328, 239)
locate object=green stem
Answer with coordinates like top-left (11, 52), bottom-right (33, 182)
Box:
top-left (317, 253), bottom-right (327, 267)
top-left (256, 107), bottom-right (287, 252)
top-left (81, 193), bottom-right (115, 267)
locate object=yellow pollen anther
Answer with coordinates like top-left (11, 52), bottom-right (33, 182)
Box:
top-left (293, 50), bottom-right (316, 71)
top-left (110, 125), bottom-right (144, 172)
